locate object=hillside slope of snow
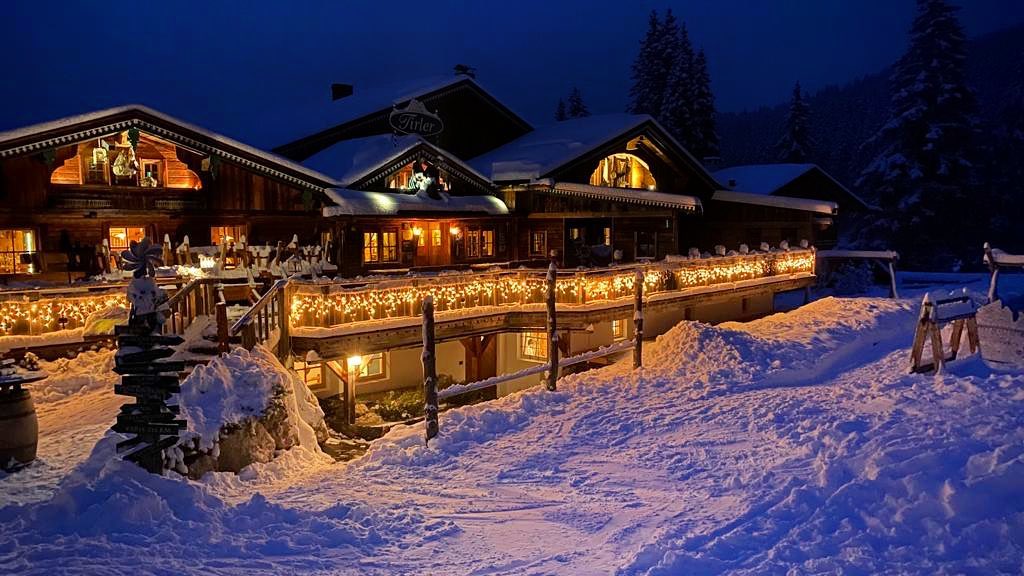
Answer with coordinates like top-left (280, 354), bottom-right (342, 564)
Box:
top-left (2, 295), bottom-right (1023, 574)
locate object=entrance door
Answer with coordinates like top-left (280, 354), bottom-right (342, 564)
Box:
top-left (412, 221), bottom-right (450, 268)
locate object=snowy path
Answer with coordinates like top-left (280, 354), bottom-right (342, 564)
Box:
top-left (2, 296), bottom-right (1024, 574)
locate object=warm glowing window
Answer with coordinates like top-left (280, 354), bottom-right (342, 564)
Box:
top-left (465, 228), bottom-right (493, 258)
top-left (140, 160), bottom-right (162, 187)
top-left (85, 147), bottom-right (109, 184)
top-left (108, 226), bottom-right (146, 251)
top-left (363, 233), bottom-right (379, 263)
top-left (602, 227), bottom-right (612, 246)
top-left (294, 358), bottom-right (323, 389)
top-left (357, 352), bottom-right (386, 381)
top-left (382, 232), bottom-right (398, 261)
top-left (519, 332), bottom-right (548, 362)
top-left (387, 164), bottom-right (414, 189)
top-left (0, 229), bottom-right (37, 275)
top-left (530, 230), bottom-right (547, 256)
top-left (481, 230), bottom-right (494, 257)
top-left (431, 228), bottom-right (442, 247)
top-left (211, 225), bottom-right (245, 245)
top-left (590, 153), bottom-right (657, 190)
top-left (611, 319), bottom-right (626, 341)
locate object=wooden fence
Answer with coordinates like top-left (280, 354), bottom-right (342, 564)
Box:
top-left (421, 264), bottom-right (645, 444)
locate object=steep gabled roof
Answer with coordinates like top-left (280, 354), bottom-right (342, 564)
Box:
top-left (272, 75), bottom-right (532, 160)
top-left (0, 104), bottom-right (337, 190)
top-left (469, 114), bottom-right (720, 191)
top-left (714, 163), bottom-right (870, 209)
top-left (301, 133), bottom-right (493, 193)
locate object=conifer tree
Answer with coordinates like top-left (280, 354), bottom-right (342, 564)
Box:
top-left (554, 98), bottom-right (567, 121)
top-left (661, 20), bottom-right (695, 147)
top-left (777, 81), bottom-right (812, 163)
top-left (567, 87), bottom-right (590, 118)
top-left (691, 49), bottom-right (719, 159)
top-left (628, 11), bottom-right (664, 117)
top-left (857, 0), bottom-right (974, 268)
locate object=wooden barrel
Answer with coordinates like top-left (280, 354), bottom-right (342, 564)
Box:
top-left (0, 388), bottom-right (38, 469)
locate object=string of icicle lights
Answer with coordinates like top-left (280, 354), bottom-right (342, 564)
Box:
top-left (0, 293), bottom-right (127, 335)
top-left (290, 250), bottom-right (815, 327)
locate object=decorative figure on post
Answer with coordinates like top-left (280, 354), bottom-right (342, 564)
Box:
top-left (111, 238), bottom-right (186, 474)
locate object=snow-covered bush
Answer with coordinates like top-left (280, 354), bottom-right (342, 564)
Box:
top-left (830, 261), bottom-right (873, 295)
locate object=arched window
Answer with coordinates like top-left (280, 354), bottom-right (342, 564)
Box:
top-left (589, 153), bottom-right (657, 190)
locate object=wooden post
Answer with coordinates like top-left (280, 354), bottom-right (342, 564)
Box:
top-left (345, 362), bottom-right (357, 427)
top-left (633, 269), bottom-right (644, 369)
top-left (545, 262), bottom-right (559, 391)
top-left (422, 296), bottom-right (439, 444)
top-left (215, 284), bottom-right (228, 354)
top-left (276, 284), bottom-right (291, 362)
top-left (984, 242), bottom-right (999, 303)
top-left (888, 259), bottom-right (899, 299)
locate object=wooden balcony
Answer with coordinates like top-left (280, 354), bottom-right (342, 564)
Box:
top-left (47, 186), bottom-right (206, 211)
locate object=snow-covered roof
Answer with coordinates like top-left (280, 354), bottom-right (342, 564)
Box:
top-left (549, 182), bottom-right (701, 213)
top-left (712, 189), bottom-right (837, 215)
top-left (269, 75), bottom-right (530, 151)
top-left (322, 189), bottom-right (508, 217)
top-left (471, 114), bottom-right (655, 182)
top-left (713, 163), bottom-right (870, 209)
top-left (0, 104), bottom-right (338, 189)
top-left (301, 133), bottom-right (492, 190)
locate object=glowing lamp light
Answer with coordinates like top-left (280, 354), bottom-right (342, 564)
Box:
top-left (449, 226), bottom-right (461, 236)
top-left (199, 255), bottom-right (217, 270)
top-left (347, 355), bottom-right (363, 370)
top-left (412, 227), bottom-right (423, 237)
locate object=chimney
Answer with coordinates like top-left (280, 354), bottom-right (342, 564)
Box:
top-left (331, 83), bottom-right (353, 101)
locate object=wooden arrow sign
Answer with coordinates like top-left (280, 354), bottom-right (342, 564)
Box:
top-left (113, 421), bottom-right (186, 436)
top-left (120, 373), bottom-right (181, 388)
top-left (117, 334), bottom-right (184, 348)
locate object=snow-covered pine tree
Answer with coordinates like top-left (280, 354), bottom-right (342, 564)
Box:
top-left (555, 98), bottom-right (567, 121)
top-left (628, 11), bottom-right (664, 117)
top-left (567, 87), bottom-right (590, 118)
top-left (661, 20), bottom-right (695, 148)
top-left (777, 81), bottom-right (812, 163)
top-left (985, 49), bottom-right (1024, 246)
top-left (691, 49), bottom-right (719, 160)
top-left (856, 0), bottom-right (974, 269)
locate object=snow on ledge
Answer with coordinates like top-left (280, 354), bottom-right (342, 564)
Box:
top-left (713, 189), bottom-right (837, 215)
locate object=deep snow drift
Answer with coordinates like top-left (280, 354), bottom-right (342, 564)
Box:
top-left (2, 294), bottom-right (1023, 575)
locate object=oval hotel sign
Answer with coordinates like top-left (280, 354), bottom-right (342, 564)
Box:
top-left (389, 99), bottom-right (444, 137)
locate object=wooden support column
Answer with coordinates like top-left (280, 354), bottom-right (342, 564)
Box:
top-left (546, 262), bottom-right (559, 391)
top-left (277, 283), bottom-right (291, 362)
top-left (422, 296), bottom-right (439, 444)
top-left (985, 242), bottom-right (999, 303)
top-left (633, 269), bottom-right (644, 369)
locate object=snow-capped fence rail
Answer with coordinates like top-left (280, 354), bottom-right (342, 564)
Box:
top-left (423, 262), bottom-right (644, 444)
top-left (983, 242), bottom-right (1024, 303)
top-left (228, 278), bottom-right (290, 361)
top-left (815, 249), bottom-right (900, 298)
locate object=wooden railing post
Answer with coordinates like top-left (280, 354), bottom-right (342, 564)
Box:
top-left (215, 283), bottom-right (228, 354)
top-left (546, 262), bottom-right (559, 391)
top-left (422, 296), bottom-right (439, 444)
top-left (633, 269), bottom-right (644, 369)
top-left (277, 282), bottom-right (291, 362)
top-left (984, 242), bottom-right (999, 303)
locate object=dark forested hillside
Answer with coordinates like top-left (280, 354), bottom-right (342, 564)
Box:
top-left (717, 23), bottom-right (1024, 196)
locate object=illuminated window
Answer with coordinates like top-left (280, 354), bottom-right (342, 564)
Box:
top-left (611, 319), bottom-right (626, 341)
top-left (85, 147), bottom-right (109, 184)
top-left (294, 358), bottom-right (322, 389)
top-left (465, 227), bottom-right (494, 258)
top-left (108, 226), bottom-right (146, 251)
top-left (602, 227), bottom-right (612, 246)
top-left (590, 153), bottom-right (657, 189)
top-left (386, 164), bottom-right (414, 189)
top-left (519, 332), bottom-right (548, 362)
top-left (467, 230), bottom-right (480, 258)
top-left (211, 225), bottom-right (245, 245)
top-left (382, 232), bottom-right (398, 261)
top-left (530, 230), bottom-right (547, 256)
top-left (357, 352), bottom-right (386, 381)
top-left (431, 228), bottom-right (442, 247)
top-left (481, 230), bottom-right (494, 257)
top-left (140, 160), bottom-right (162, 187)
top-left (0, 229), bottom-right (37, 275)
top-left (363, 233), bottom-right (378, 263)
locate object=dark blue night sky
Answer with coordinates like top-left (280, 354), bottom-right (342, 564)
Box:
top-left (2, 0), bottom-right (1022, 147)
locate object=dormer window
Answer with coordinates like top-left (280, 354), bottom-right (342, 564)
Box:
top-left (589, 153), bottom-right (657, 190)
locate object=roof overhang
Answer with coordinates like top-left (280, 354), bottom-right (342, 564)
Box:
top-left (712, 189), bottom-right (837, 215)
top-left (323, 188), bottom-right (509, 217)
top-left (0, 105), bottom-right (337, 191)
top-left (344, 140), bottom-right (494, 194)
top-left (539, 181), bottom-right (702, 213)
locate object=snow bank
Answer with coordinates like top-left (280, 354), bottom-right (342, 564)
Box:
top-left (29, 349), bottom-right (118, 403)
top-left (0, 434), bottom-right (456, 574)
